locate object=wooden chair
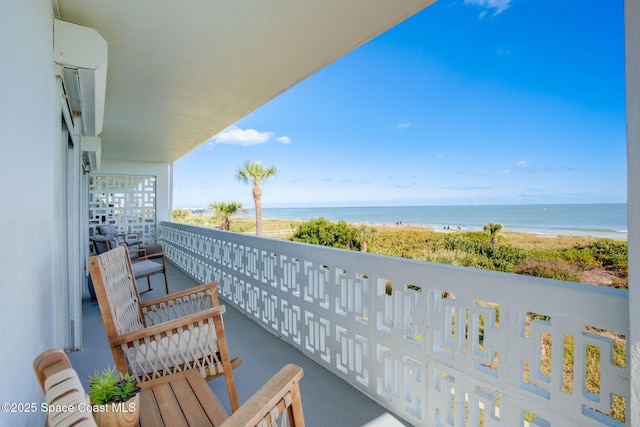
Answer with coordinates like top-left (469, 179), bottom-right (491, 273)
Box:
top-left (90, 235), bottom-right (170, 295)
top-left (34, 349), bottom-right (305, 427)
top-left (97, 224), bottom-right (142, 248)
top-left (33, 349), bottom-right (97, 427)
top-left (88, 245), bottom-right (242, 411)
top-left (218, 364), bottom-right (305, 427)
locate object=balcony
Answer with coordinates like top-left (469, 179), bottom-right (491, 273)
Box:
top-left (129, 221), bottom-right (627, 426)
top-left (3, 2), bottom-right (640, 426)
top-left (69, 242), bottom-right (409, 426)
top-left (67, 220), bottom-right (630, 426)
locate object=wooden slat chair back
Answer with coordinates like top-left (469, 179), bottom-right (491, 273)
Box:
top-left (88, 244), bottom-right (242, 411)
top-left (33, 349), bottom-right (98, 427)
top-left (93, 245), bottom-right (145, 336)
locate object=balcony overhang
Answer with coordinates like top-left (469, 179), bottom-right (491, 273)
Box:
top-left (55, 0), bottom-right (435, 163)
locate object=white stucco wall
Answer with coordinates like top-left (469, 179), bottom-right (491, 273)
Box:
top-left (0, 1), bottom-right (58, 425)
top-left (626, 0), bottom-right (640, 423)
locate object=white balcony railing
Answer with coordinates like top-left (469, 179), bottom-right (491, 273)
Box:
top-left (160, 221), bottom-right (629, 426)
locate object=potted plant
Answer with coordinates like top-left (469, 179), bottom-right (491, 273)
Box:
top-left (87, 366), bottom-right (141, 427)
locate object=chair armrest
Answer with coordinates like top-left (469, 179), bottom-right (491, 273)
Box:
top-left (119, 231), bottom-right (140, 238)
top-left (140, 282), bottom-right (219, 325)
top-left (141, 282), bottom-right (217, 308)
top-left (220, 365), bottom-right (304, 427)
top-left (119, 232), bottom-right (142, 249)
top-left (140, 244), bottom-right (163, 256)
top-left (133, 252), bottom-right (164, 262)
top-left (110, 304), bottom-right (226, 346)
top-left (129, 247), bottom-right (148, 259)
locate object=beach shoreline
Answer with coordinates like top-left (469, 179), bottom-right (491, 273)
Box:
top-left (228, 203), bottom-right (629, 241)
top-left (260, 216), bottom-right (628, 241)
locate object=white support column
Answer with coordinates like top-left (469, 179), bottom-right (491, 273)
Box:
top-left (625, 0), bottom-right (640, 423)
top-left (67, 123), bottom-right (83, 350)
top-left (168, 162), bottom-right (174, 220)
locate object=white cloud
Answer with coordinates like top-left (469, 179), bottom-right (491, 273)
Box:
top-left (495, 161), bottom-right (537, 174)
top-left (277, 136), bottom-right (292, 144)
top-left (464, 0), bottom-right (512, 17)
top-left (440, 184), bottom-right (493, 191)
top-left (211, 125), bottom-right (273, 146)
top-left (496, 44), bottom-right (513, 56)
top-left (396, 123), bottom-right (411, 130)
top-left (475, 160), bottom-right (531, 175)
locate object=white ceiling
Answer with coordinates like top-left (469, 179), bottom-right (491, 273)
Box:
top-left (56, 0), bottom-right (435, 163)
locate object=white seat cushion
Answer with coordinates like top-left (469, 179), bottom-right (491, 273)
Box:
top-left (131, 323), bottom-right (219, 376)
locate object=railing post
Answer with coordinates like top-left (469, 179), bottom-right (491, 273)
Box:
top-left (625, 0), bottom-right (640, 423)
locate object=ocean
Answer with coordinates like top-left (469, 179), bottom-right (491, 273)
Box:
top-left (239, 203), bottom-right (628, 239)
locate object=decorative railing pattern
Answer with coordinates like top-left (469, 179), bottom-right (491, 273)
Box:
top-left (89, 174), bottom-right (156, 244)
top-left (160, 222), bottom-right (629, 426)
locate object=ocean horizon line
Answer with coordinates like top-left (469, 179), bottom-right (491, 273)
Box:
top-left (224, 203), bottom-right (628, 240)
top-left (259, 202), bottom-right (627, 209)
top-left (182, 202), bottom-right (627, 210)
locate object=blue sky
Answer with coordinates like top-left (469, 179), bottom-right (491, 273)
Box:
top-left (173, 0), bottom-right (626, 209)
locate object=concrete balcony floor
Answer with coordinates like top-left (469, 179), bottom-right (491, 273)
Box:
top-left (68, 260), bottom-right (409, 427)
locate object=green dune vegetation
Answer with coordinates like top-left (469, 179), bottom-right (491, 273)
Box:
top-left (371, 227), bottom-right (627, 289)
top-left (173, 210), bottom-right (627, 289)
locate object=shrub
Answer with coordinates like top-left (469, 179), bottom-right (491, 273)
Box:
top-left (172, 208), bottom-right (189, 222)
top-left (187, 216), bottom-right (207, 226)
top-left (434, 235), bottom-right (526, 272)
top-left (371, 229), bottom-right (431, 258)
top-left (545, 248), bottom-right (596, 269)
top-left (514, 259), bottom-right (581, 282)
top-left (291, 218), bottom-right (361, 250)
top-left (585, 239), bottom-right (628, 272)
top-left (230, 221), bottom-right (255, 233)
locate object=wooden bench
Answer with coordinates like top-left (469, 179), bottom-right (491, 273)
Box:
top-left (139, 366), bottom-right (304, 427)
top-left (34, 349), bottom-right (305, 427)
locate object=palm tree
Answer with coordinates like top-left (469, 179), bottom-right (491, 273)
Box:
top-left (172, 208), bottom-right (189, 222)
top-left (357, 224), bottom-right (377, 252)
top-left (236, 161), bottom-right (277, 235)
top-left (209, 201), bottom-right (243, 231)
top-left (483, 222), bottom-right (503, 244)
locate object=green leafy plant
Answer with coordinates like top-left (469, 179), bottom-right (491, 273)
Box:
top-left (514, 259), bottom-right (581, 282)
top-left (172, 208), bottom-right (189, 222)
top-left (483, 222), bottom-right (503, 244)
top-left (209, 201), bottom-right (244, 230)
top-left (88, 366), bottom-right (141, 405)
top-left (291, 218), bottom-right (361, 250)
top-left (357, 224), bottom-right (377, 252)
